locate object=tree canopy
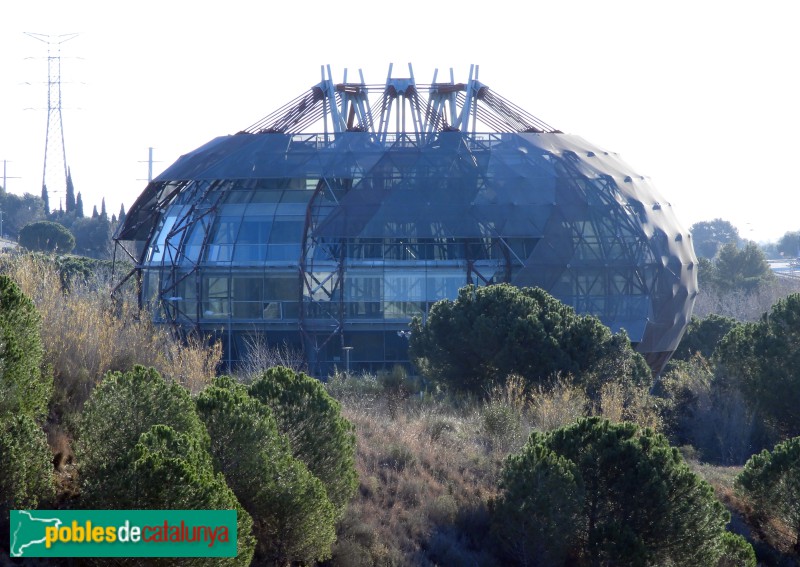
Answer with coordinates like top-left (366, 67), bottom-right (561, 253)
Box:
top-left (18, 220), bottom-right (75, 254)
top-left (777, 230), bottom-right (800, 259)
top-left (129, 424), bottom-right (256, 564)
top-left (672, 314), bottom-right (739, 361)
top-left (69, 216), bottom-right (113, 259)
top-left (702, 241), bottom-right (774, 294)
top-left (493, 417), bottom-right (731, 566)
top-left (247, 366), bottom-right (358, 516)
top-left (0, 415), bottom-right (55, 538)
top-left (690, 219), bottom-right (740, 259)
top-left (0, 189), bottom-right (46, 239)
top-left (0, 275), bottom-right (50, 421)
top-left (409, 284), bottom-right (651, 395)
top-left (736, 435), bottom-right (800, 554)
top-left (196, 376), bottom-right (337, 565)
top-left (76, 366), bottom-right (256, 564)
top-left (716, 293), bottom-right (800, 437)
top-left (76, 365), bottom-right (212, 508)
top-left (492, 442), bottom-right (583, 565)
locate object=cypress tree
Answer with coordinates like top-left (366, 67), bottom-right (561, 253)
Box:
top-left (65, 168), bottom-right (76, 213)
top-left (76, 192), bottom-right (84, 218)
top-left (41, 184), bottom-right (50, 216)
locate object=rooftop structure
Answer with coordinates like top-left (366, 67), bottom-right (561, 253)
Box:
top-left (115, 64), bottom-right (698, 376)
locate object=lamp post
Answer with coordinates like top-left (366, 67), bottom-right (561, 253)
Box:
top-left (342, 346), bottom-right (353, 375)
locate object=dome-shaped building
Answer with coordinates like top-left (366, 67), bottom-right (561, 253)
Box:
top-left (115, 65), bottom-right (697, 376)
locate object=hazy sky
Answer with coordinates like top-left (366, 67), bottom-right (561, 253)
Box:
top-left (1, 1), bottom-right (797, 242)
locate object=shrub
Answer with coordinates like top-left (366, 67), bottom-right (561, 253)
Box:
top-left (75, 367), bottom-right (255, 564)
top-left (196, 377), bottom-right (337, 565)
top-left (76, 366), bottom-right (210, 508)
top-left (410, 284), bottom-right (650, 396)
top-left (717, 293), bottom-right (800, 438)
top-left (655, 355), bottom-right (763, 464)
top-left (529, 375), bottom-right (588, 432)
top-left (481, 402), bottom-right (523, 452)
top-left (494, 417), bottom-right (730, 565)
top-left (736, 436), bottom-right (800, 555)
top-left (492, 444), bottom-right (583, 566)
top-left (0, 254), bottom-right (220, 424)
top-left (130, 424), bottom-right (256, 565)
top-left (248, 366), bottom-right (358, 516)
top-left (672, 314), bottom-right (739, 361)
top-left (0, 415), bottom-right (55, 540)
top-left (717, 531), bottom-right (756, 567)
top-left (0, 274), bottom-right (50, 421)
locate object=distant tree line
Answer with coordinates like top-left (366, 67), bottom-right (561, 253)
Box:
top-left (1, 177), bottom-right (126, 259)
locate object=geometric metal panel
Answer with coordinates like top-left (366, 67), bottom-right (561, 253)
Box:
top-left (115, 66), bottom-right (697, 375)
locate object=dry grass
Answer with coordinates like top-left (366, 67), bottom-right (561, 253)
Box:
top-left (326, 370), bottom-right (686, 566)
top-left (0, 253), bottom-right (221, 416)
top-left (594, 381), bottom-right (663, 431)
top-left (530, 374), bottom-right (588, 432)
top-left (328, 380), bottom-right (506, 566)
top-left (239, 334), bottom-right (306, 383)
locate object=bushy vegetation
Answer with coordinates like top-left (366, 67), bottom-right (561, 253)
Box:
top-left (409, 284), bottom-right (650, 397)
top-left (76, 366), bottom-right (256, 563)
top-left (716, 294), bottom-right (800, 438)
top-left (0, 254), bottom-right (220, 426)
top-left (690, 218), bottom-right (741, 259)
top-left (248, 366), bottom-right (358, 516)
top-left (0, 414), bottom-right (55, 531)
top-left (672, 313), bottom-right (739, 361)
top-left (18, 220), bottom-right (76, 253)
top-left (6, 225), bottom-right (800, 565)
top-left (197, 376), bottom-right (338, 565)
top-left (737, 436), bottom-right (800, 555)
top-left (76, 366), bottom-right (212, 507)
top-left (494, 417), bottom-right (730, 565)
top-left (0, 272), bottom-right (54, 552)
top-left (0, 274), bottom-right (50, 421)
top-left (702, 242), bottom-right (775, 295)
top-left (0, 187), bottom-right (46, 239)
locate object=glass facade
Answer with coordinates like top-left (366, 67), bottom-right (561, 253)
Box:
top-left (116, 69), bottom-right (697, 376)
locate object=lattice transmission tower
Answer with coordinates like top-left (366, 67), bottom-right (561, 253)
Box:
top-left (25, 32), bottom-right (78, 208)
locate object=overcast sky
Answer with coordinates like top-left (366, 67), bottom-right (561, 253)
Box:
top-left (1, 0), bottom-right (797, 242)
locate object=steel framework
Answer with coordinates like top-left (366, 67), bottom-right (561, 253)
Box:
top-left (25, 33), bottom-right (77, 200)
top-left (114, 65), bottom-right (696, 375)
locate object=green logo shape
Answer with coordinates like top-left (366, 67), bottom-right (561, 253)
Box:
top-left (10, 510), bottom-right (238, 557)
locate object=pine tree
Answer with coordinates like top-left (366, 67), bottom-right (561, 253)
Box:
top-left (76, 192), bottom-right (84, 218)
top-left (197, 376), bottom-right (338, 565)
top-left (737, 437), bottom-right (800, 555)
top-left (493, 417), bottom-right (731, 565)
top-left (65, 168), bottom-right (76, 213)
top-left (41, 184), bottom-right (50, 216)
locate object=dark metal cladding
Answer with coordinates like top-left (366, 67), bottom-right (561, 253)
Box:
top-left (115, 65), bottom-right (697, 376)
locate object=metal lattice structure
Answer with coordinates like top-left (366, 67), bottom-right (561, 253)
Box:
top-left (115, 65), bottom-right (698, 376)
top-left (25, 33), bottom-right (77, 201)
